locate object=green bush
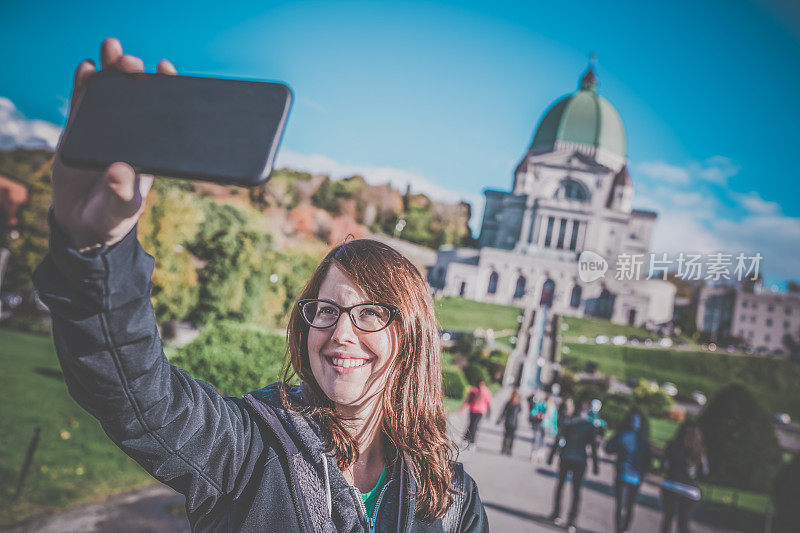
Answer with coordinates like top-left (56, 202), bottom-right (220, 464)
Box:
top-left (633, 379), bottom-right (674, 418)
top-left (170, 321), bottom-right (287, 396)
top-left (774, 452), bottom-right (800, 533)
top-left (464, 362), bottom-right (490, 387)
top-left (482, 349), bottom-right (509, 383)
top-left (442, 366), bottom-right (468, 399)
top-left (699, 384), bottom-right (783, 492)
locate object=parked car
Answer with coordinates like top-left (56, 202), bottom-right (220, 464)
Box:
top-left (658, 338), bottom-right (673, 348)
top-left (774, 413), bottom-right (791, 425)
top-left (691, 391), bottom-right (707, 406)
top-left (611, 335), bottom-right (627, 346)
top-left (0, 292), bottom-right (24, 310)
top-left (661, 382), bottom-right (678, 397)
top-left (595, 335), bottom-right (609, 345)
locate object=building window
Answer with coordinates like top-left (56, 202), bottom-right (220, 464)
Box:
top-left (787, 307), bottom-right (793, 315)
top-left (513, 276), bottom-right (526, 299)
top-left (751, 316), bottom-right (756, 323)
top-left (748, 331), bottom-right (754, 338)
top-left (740, 315), bottom-right (746, 322)
top-left (487, 272), bottom-right (499, 295)
top-left (570, 285), bottom-right (582, 308)
top-left (544, 217), bottom-right (555, 247)
top-left (751, 302), bottom-right (758, 310)
top-left (555, 179), bottom-right (588, 201)
top-left (742, 301), bottom-right (748, 308)
top-left (556, 219), bottom-right (568, 249)
top-left (768, 304), bottom-right (774, 312)
top-left (766, 318), bottom-right (773, 327)
top-left (540, 279), bottom-right (556, 307)
top-left (738, 329), bottom-right (744, 336)
top-left (459, 281), bottom-right (466, 296)
top-left (569, 220), bottom-right (580, 251)
top-left (765, 334), bottom-right (771, 342)
top-left (785, 321), bottom-right (790, 329)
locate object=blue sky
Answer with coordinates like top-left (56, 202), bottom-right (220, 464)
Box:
top-left (1, 0), bottom-right (798, 283)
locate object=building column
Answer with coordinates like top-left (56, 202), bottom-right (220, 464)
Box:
top-left (577, 221), bottom-right (587, 252)
top-left (518, 207), bottom-right (533, 250)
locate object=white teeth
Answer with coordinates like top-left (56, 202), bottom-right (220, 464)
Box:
top-left (331, 358), bottom-right (367, 368)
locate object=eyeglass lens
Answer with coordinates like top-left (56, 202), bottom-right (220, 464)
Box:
top-left (301, 301), bottom-right (392, 331)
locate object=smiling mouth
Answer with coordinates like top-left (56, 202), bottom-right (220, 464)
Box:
top-left (327, 356), bottom-right (370, 369)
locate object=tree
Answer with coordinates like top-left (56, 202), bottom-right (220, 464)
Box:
top-left (698, 384), bottom-right (782, 492)
top-left (188, 202), bottom-right (274, 326)
top-left (138, 179), bottom-right (204, 323)
top-left (0, 153), bottom-right (54, 295)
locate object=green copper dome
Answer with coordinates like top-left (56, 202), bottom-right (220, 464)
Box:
top-left (530, 68), bottom-right (626, 157)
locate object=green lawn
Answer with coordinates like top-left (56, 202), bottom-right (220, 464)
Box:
top-left (649, 418), bottom-right (679, 450)
top-left (0, 328), bottom-right (155, 526)
top-left (563, 341), bottom-right (800, 420)
top-left (562, 316), bottom-right (659, 340)
top-left (562, 316), bottom-right (696, 345)
top-left (700, 483), bottom-right (773, 515)
top-left (434, 297), bottom-right (522, 333)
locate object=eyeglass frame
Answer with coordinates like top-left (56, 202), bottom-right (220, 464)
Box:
top-left (296, 298), bottom-right (401, 333)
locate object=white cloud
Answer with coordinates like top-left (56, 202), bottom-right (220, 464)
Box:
top-left (711, 214), bottom-right (800, 279)
top-left (636, 156), bottom-right (741, 187)
top-left (692, 156), bottom-right (740, 185)
top-left (634, 161), bottom-right (690, 184)
top-left (632, 157), bottom-right (796, 280)
top-left (648, 209), bottom-right (726, 255)
top-left (732, 190), bottom-right (781, 216)
top-left (0, 97), bottom-right (62, 150)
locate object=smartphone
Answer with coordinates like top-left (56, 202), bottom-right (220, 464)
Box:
top-left (58, 70), bottom-right (292, 187)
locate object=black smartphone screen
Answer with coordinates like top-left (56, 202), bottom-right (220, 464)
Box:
top-left (59, 70), bottom-right (292, 187)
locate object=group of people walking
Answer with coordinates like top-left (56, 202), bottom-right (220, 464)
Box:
top-left (462, 386), bottom-right (709, 533)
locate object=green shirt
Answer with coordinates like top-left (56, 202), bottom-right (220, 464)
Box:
top-left (360, 466), bottom-right (388, 517)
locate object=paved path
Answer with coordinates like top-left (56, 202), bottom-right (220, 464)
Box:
top-left (451, 393), bottom-right (742, 533)
top-left (5, 395), bottom-right (748, 532)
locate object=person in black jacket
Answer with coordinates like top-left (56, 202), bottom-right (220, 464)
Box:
top-left (495, 389), bottom-right (522, 455)
top-left (547, 400), bottom-right (600, 533)
top-left (34, 38), bottom-right (488, 533)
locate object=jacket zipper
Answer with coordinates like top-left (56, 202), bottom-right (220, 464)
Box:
top-left (358, 480), bottom-right (392, 533)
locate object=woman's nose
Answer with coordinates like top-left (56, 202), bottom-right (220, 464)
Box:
top-left (329, 311), bottom-right (359, 343)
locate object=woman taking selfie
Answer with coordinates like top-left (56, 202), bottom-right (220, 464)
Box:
top-left (34, 38), bottom-right (488, 532)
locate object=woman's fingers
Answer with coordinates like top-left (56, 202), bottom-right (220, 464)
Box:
top-left (70, 59), bottom-right (96, 111)
top-left (116, 54), bottom-right (145, 73)
top-left (100, 38), bottom-right (123, 70)
top-left (157, 59), bottom-right (177, 75)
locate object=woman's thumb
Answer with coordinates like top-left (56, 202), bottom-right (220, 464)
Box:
top-left (104, 162), bottom-right (138, 203)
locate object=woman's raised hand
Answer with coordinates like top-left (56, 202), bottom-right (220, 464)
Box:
top-left (52, 38), bottom-right (177, 251)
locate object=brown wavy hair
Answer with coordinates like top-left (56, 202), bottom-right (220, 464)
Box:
top-left (281, 238), bottom-right (457, 520)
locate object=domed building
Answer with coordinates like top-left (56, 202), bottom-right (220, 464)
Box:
top-left (429, 67), bottom-right (675, 327)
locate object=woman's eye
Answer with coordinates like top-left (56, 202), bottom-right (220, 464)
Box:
top-left (319, 306), bottom-right (337, 315)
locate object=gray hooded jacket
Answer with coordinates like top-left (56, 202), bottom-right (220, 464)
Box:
top-left (33, 214), bottom-right (489, 532)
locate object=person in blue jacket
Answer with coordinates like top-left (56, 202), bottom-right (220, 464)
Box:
top-left (604, 409), bottom-right (652, 533)
top-left (33, 38), bottom-right (488, 533)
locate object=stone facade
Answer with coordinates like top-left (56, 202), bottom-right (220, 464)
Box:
top-left (429, 68), bottom-right (675, 327)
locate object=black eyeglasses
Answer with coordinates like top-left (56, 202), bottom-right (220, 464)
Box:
top-left (297, 298), bottom-right (400, 332)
